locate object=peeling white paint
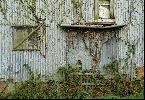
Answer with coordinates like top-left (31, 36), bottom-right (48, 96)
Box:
top-left (0, 0), bottom-right (144, 81)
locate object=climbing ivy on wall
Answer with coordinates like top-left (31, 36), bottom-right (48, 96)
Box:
top-left (14, 0), bottom-right (44, 24)
top-left (0, 0), bottom-right (8, 19)
top-left (0, 0), bottom-right (143, 74)
top-left (124, 39), bottom-right (138, 79)
top-left (66, 29), bottom-right (118, 70)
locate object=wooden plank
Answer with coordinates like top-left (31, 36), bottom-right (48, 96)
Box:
top-left (136, 67), bottom-right (144, 80)
top-left (0, 81), bottom-right (8, 93)
top-left (60, 24), bottom-right (126, 30)
top-left (82, 83), bottom-right (95, 86)
top-left (15, 29), bottom-right (26, 49)
top-left (94, 0), bottom-right (99, 20)
top-left (79, 22), bottom-right (115, 25)
top-left (40, 24), bottom-right (46, 57)
top-left (12, 49), bottom-right (40, 51)
top-left (11, 25), bottom-right (38, 28)
top-left (99, 0), bottom-right (110, 5)
top-left (110, 0), bottom-right (115, 19)
top-left (77, 72), bottom-right (94, 76)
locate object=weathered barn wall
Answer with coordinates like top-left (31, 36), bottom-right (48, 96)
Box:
top-left (0, 0), bottom-right (144, 81)
top-left (65, 0), bottom-right (144, 77)
top-left (115, 0), bottom-right (144, 76)
top-left (0, 0), bottom-right (67, 81)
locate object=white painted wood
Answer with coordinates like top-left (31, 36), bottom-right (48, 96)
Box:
top-left (0, 0), bottom-right (144, 81)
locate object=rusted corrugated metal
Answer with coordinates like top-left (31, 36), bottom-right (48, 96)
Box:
top-left (0, 0), bottom-right (144, 81)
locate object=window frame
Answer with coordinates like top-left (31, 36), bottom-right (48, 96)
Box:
top-left (12, 25), bottom-right (42, 51)
top-left (94, 0), bottom-right (115, 22)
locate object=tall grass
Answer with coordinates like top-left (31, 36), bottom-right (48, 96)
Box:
top-left (0, 64), bottom-right (144, 99)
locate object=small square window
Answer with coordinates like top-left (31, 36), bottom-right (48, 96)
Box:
top-left (99, 5), bottom-right (110, 19)
top-left (12, 26), bottom-right (42, 51)
top-left (95, 0), bottom-right (115, 22)
top-left (99, 0), bottom-right (110, 19)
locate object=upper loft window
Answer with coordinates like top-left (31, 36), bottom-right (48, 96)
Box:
top-left (99, 0), bottom-right (110, 19)
top-left (95, 0), bottom-right (115, 22)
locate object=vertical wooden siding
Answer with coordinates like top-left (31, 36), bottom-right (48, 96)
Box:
top-left (0, 0), bottom-right (144, 81)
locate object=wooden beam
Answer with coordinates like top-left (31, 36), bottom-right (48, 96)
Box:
top-left (79, 22), bottom-right (115, 25)
top-left (14, 24), bottom-right (42, 49)
top-left (12, 49), bottom-right (40, 51)
top-left (60, 24), bottom-right (126, 31)
top-left (11, 25), bottom-right (38, 28)
top-left (77, 72), bottom-right (94, 76)
top-left (82, 83), bottom-right (95, 86)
